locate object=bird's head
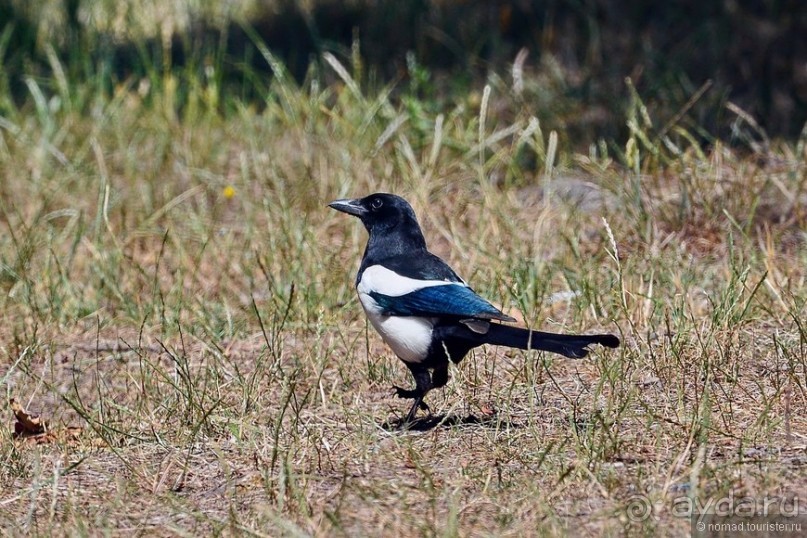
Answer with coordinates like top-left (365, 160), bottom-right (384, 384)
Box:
top-left (328, 193), bottom-right (420, 235)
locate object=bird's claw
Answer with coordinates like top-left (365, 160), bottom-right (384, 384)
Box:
top-left (392, 386), bottom-right (430, 411)
top-left (392, 385), bottom-right (417, 399)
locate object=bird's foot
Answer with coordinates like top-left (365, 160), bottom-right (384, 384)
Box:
top-left (392, 385), bottom-right (417, 399)
top-left (392, 386), bottom-right (430, 412)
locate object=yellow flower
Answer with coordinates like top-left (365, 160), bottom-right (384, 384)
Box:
top-left (223, 185), bottom-right (236, 199)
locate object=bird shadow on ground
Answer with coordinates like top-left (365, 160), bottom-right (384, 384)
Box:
top-left (381, 413), bottom-right (524, 432)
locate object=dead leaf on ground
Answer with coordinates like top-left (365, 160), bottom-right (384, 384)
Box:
top-left (9, 398), bottom-right (94, 446)
top-left (10, 398), bottom-right (48, 437)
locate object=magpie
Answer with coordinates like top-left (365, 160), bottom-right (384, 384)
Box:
top-left (329, 193), bottom-right (620, 425)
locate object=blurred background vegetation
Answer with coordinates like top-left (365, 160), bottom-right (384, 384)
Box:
top-left (2, 0), bottom-right (804, 149)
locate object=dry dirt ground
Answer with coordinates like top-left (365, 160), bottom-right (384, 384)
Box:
top-left (0, 77), bottom-right (805, 534)
top-left (3, 254), bottom-right (806, 536)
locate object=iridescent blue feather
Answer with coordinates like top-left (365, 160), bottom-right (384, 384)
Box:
top-left (369, 285), bottom-right (514, 321)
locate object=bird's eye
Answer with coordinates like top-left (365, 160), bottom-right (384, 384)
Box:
top-left (370, 198), bottom-right (383, 210)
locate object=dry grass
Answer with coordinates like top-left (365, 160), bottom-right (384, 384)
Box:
top-left (1, 47), bottom-right (806, 537)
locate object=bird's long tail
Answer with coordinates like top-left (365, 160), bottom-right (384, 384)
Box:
top-left (481, 324), bottom-right (620, 358)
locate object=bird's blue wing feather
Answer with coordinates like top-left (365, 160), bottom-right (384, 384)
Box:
top-left (369, 285), bottom-right (514, 321)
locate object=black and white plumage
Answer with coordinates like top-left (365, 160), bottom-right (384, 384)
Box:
top-left (330, 193), bottom-right (620, 424)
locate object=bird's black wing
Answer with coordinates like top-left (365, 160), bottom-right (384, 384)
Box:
top-left (360, 253), bottom-right (516, 322)
top-left (372, 253), bottom-right (465, 283)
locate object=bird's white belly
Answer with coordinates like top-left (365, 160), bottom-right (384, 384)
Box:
top-left (359, 292), bottom-right (434, 364)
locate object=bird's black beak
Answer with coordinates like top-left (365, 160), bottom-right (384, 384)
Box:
top-left (328, 198), bottom-right (366, 217)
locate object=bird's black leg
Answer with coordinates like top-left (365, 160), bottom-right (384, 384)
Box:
top-left (400, 365), bottom-right (448, 425)
top-left (431, 365), bottom-right (449, 389)
top-left (392, 363), bottom-right (433, 424)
